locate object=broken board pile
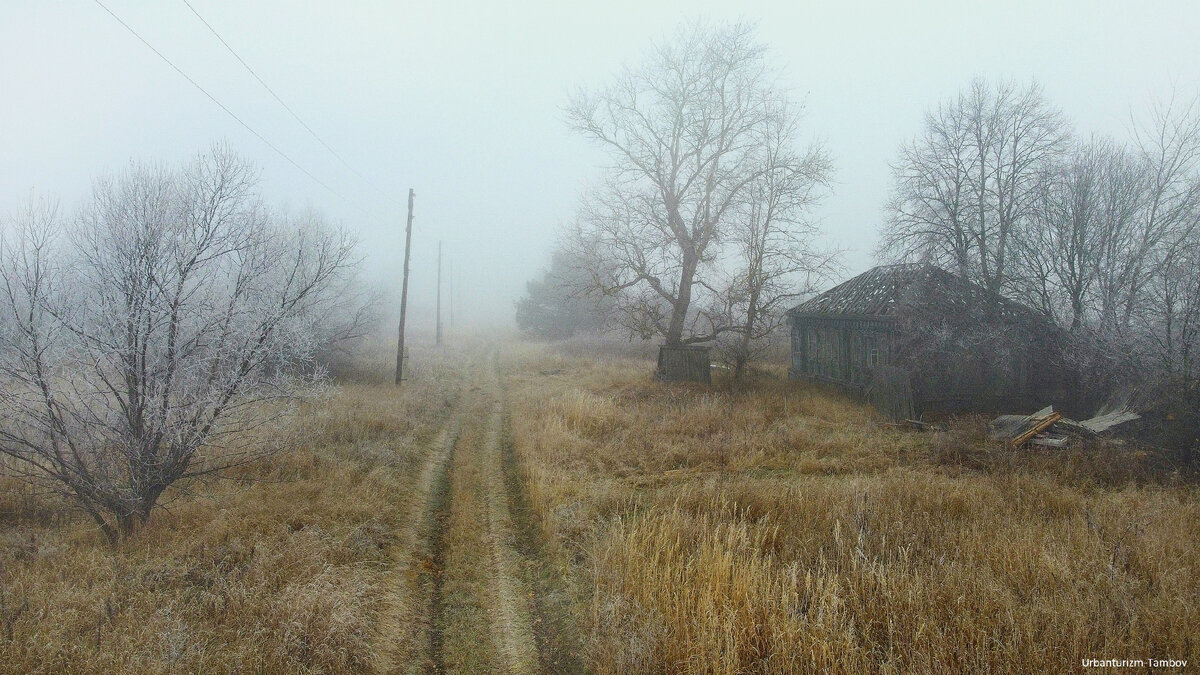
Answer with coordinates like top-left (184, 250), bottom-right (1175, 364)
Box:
top-left (989, 406), bottom-right (1140, 447)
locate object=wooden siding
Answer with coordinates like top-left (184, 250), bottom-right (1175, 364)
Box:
top-left (791, 317), bottom-right (897, 388)
top-left (657, 346), bottom-right (712, 384)
top-left (788, 314), bottom-right (1049, 417)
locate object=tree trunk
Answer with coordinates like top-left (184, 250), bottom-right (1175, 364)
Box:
top-left (732, 283), bottom-right (762, 383)
top-left (665, 258), bottom-right (697, 346)
top-left (117, 513), bottom-right (138, 541)
top-left (732, 353), bottom-right (748, 383)
top-left (84, 505), bottom-right (120, 547)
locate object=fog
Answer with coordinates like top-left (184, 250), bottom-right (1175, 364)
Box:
top-left (3, 0), bottom-right (1198, 331)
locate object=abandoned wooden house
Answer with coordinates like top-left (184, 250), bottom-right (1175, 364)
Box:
top-left (786, 263), bottom-right (1064, 419)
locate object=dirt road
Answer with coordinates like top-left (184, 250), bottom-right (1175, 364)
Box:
top-left (376, 347), bottom-right (577, 674)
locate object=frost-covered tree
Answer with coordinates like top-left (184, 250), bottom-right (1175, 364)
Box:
top-left (704, 107), bottom-right (837, 381)
top-left (0, 146), bottom-right (360, 543)
top-left (515, 246), bottom-right (608, 340)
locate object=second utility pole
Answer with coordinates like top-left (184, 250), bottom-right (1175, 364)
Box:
top-left (395, 188), bottom-right (414, 385)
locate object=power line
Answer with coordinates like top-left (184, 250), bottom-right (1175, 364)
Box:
top-left (91, 0), bottom-right (369, 217)
top-left (180, 0), bottom-right (402, 208)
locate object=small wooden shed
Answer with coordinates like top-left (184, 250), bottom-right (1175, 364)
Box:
top-left (786, 264), bottom-right (1062, 419)
top-left (657, 345), bottom-right (712, 384)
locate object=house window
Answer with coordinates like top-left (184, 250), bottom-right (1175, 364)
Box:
top-left (869, 348), bottom-right (880, 367)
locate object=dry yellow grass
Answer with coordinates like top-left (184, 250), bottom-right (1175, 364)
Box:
top-left (3, 336), bottom-right (1194, 673)
top-left (0, 342), bottom-right (461, 674)
top-left (502, 342), bottom-right (1200, 673)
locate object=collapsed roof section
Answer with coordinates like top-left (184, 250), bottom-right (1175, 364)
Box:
top-left (787, 263), bottom-right (1044, 324)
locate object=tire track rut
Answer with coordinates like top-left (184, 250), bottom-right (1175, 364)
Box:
top-left (374, 390), bottom-right (465, 674)
top-left (480, 354), bottom-right (539, 673)
top-left (379, 346), bottom-right (577, 673)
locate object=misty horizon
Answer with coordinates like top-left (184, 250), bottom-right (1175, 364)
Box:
top-left (3, 1), bottom-right (1199, 332)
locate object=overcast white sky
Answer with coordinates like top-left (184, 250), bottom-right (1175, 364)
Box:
top-left (2, 1), bottom-right (1198, 330)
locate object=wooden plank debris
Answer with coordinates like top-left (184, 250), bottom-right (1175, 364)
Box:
top-left (1012, 408), bottom-right (1062, 446)
top-left (1079, 410), bottom-right (1140, 433)
top-left (990, 405), bottom-right (1140, 448)
top-left (990, 406), bottom-right (1055, 441)
top-left (990, 414), bottom-right (1033, 440)
top-left (1051, 417), bottom-right (1097, 437)
top-left (1030, 435), bottom-right (1070, 448)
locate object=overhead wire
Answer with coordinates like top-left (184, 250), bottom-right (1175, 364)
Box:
top-left (91, 0), bottom-right (371, 217)
top-left (179, 0), bottom-right (400, 208)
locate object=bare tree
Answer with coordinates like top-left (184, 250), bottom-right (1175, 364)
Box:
top-left (705, 108), bottom-right (838, 381)
top-left (1123, 95), bottom-right (1200, 337)
top-left (882, 78), bottom-right (1069, 299)
top-left (1016, 138), bottom-right (1145, 331)
top-left (1150, 237), bottom-right (1200, 377)
top-left (567, 22), bottom-right (797, 347)
top-left (1155, 240), bottom-right (1200, 465)
top-left (1002, 139), bottom-right (1151, 410)
top-left (1021, 97), bottom-right (1200, 388)
top-left (1123, 96), bottom-right (1200, 464)
top-left (0, 146), bottom-right (360, 544)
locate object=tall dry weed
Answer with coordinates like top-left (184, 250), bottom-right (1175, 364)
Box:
top-left (503, 343), bottom-right (1200, 673)
top-left (0, 344), bottom-right (460, 673)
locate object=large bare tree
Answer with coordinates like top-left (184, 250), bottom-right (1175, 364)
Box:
top-left (0, 146), bottom-right (360, 543)
top-left (1016, 96), bottom-right (1200, 347)
top-left (882, 78), bottom-right (1069, 298)
top-left (1123, 96), bottom-right (1200, 337)
top-left (567, 22), bottom-right (806, 347)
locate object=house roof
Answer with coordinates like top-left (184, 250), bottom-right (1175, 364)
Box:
top-left (787, 264), bottom-right (954, 318)
top-left (787, 263), bottom-right (1048, 324)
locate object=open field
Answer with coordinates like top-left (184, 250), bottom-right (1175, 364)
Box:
top-left (0, 336), bottom-right (1196, 673)
top-left (502, 342), bottom-right (1200, 673)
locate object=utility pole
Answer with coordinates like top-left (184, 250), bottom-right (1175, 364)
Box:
top-left (436, 240), bottom-right (443, 345)
top-left (449, 257), bottom-right (454, 331)
top-left (395, 188), bottom-right (414, 385)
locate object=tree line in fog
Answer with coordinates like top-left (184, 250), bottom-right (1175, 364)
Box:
top-left (519, 22), bottom-right (1200, 424)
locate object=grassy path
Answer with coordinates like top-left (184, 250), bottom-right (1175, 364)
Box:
top-left (373, 384), bottom-right (465, 673)
top-left (500, 401), bottom-right (585, 674)
top-left (480, 353), bottom-right (540, 673)
top-left (377, 345), bottom-right (575, 673)
top-left (435, 350), bottom-right (539, 672)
